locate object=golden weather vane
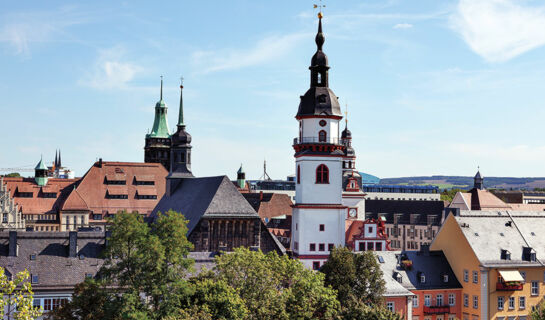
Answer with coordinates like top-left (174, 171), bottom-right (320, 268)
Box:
top-left (313, 0), bottom-right (325, 18)
top-left (345, 102), bottom-right (348, 127)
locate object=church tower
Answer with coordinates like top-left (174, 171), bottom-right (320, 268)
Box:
top-left (341, 118), bottom-right (365, 221)
top-left (291, 13), bottom-right (347, 270)
top-left (166, 80), bottom-right (194, 196)
top-left (144, 77), bottom-right (171, 170)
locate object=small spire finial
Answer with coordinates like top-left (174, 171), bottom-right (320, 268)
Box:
top-left (345, 102), bottom-right (348, 128)
top-left (160, 75), bottom-right (163, 100)
top-left (178, 75), bottom-right (185, 127)
top-left (313, 1), bottom-right (325, 51)
top-left (314, 0), bottom-right (325, 18)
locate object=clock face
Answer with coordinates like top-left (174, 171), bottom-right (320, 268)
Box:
top-left (319, 120), bottom-right (327, 127)
top-left (349, 208), bottom-right (357, 217)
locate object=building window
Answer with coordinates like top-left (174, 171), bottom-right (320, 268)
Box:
top-left (413, 296), bottom-right (418, 308)
top-left (367, 242), bottom-right (374, 251)
top-left (316, 164), bottom-right (329, 184)
top-left (93, 214), bottom-right (103, 220)
top-left (33, 299), bottom-right (40, 308)
top-left (424, 295), bottom-right (431, 307)
top-left (472, 271), bottom-right (478, 283)
top-left (463, 294), bottom-right (469, 307)
top-left (519, 296), bottom-right (526, 309)
top-left (443, 274), bottom-right (449, 282)
top-left (497, 296), bottom-right (504, 310)
top-left (448, 293), bottom-right (455, 306)
top-left (532, 281), bottom-right (539, 295)
top-left (420, 274), bottom-right (426, 283)
top-left (31, 274), bottom-right (38, 284)
top-left (464, 270), bottom-right (469, 282)
top-left (294, 242), bottom-right (298, 250)
top-left (508, 296), bottom-right (515, 310)
top-left (375, 242), bottom-right (382, 251)
top-left (319, 224), bottom-right (325, 231)
top-left (319, 243), bottom-right (325, 251)
top-left (472, 295), bottom-right (478, 309)
top-left (328, 243), bottom-right (334, 251)
top-left (312, 261), bottom-right (320, 270)
top-left (309, 243), bottom-right (316, 251)
top-left (386, 302), bottom-right (394, 312)
top-left (297, 166), bottom-right (300, 184)
top-left (437, 294), bottom-right (443, 306)
top-left (318, 130), bottom-right (327, 142)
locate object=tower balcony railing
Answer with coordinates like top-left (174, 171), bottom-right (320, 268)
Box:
top-left (293, 137), bottom-right (342, 145)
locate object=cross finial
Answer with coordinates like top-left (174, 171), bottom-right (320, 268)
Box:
top-left (313, 0), bottom-right (325, 18)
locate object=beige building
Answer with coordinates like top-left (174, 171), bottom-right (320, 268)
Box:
top-left (0, 177), bottom-right (25, 230)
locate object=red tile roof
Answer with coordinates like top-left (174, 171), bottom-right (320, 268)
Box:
top-left (62, 161), bottom-right (167, 216)
top-left (242, 192), bottom-right (292, 219)
top-left (2, 177), bottom-right (78, 215)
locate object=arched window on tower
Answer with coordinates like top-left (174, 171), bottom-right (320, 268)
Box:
top-left (316, 164), bottom-right (329, 184)
top-left (317, 73), bottom-right (322, 84)
top-left (297, 165), bottom-right (301, 184)
top-left (319, 130), bottom-right (327, 142)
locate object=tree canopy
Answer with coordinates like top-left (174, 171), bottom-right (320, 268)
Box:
top-left (1, 268), bottom-right (42, 320)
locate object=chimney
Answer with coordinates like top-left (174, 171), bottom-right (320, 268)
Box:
top-left (98, 158), bottom-right (103, 168)
top-left (69, 231), bottom-right (78, 257)
top-left (8, 231), bottom-right (17, 257)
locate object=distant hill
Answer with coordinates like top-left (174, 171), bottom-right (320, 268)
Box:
top-left (379, 175), bottom-right (545, 190)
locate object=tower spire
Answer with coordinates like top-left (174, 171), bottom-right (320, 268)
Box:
top-left (345, 102), bottom-right (348, 129)
top-left (58, 149), bottom-right (62, 168)
top-left (55, 150), bottom-right (58, 168)
top-left (178, 76), bottom-right (184, 127)
top-left (160, 75), bottom-right (163, 100)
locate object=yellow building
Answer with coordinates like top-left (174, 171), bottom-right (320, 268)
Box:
top-left (431, 210), bottom-right (545, 320)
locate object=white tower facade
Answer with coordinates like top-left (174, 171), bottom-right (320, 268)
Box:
top-left (291, 15), bottom-right (347, 270)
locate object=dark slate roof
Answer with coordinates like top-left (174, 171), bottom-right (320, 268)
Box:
top-left (376, 250), bottom-right (462, 291)
top-left (365, 200), bottom-right (445, 225)
top-left (297, 87), bottom-right (342, 117)
top-left (0, 231), bottom-right (105, 292)
top-left (152, 176), bottom-right (259, 234)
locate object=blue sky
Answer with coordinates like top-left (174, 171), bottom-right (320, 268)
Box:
top-left (2, 0), bottom-right (545, 180)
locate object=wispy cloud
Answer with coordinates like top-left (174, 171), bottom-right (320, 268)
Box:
top-left (450, 0), bottom-right (545, 62)
top-left (80, 46), bottom-right (143, 90)
top-left (0, 6), bottom-right (88, 56)
top-left (191, 33), bottom-right (308, 74)
top-left (393, 23), bottom-right (413, 29)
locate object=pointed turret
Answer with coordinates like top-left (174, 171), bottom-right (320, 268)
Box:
top-left (148, 77), bottom-right (170, 138)
top-left (35, 156), bottom-right (48, 186)
top-left (474, 170), bottom-right (484, 190)
top-left (237, 164), bottom-right (246, 189)
top-left (167, 80), bottom-right (194, 196)
top-left (54, 150), bottom-right (58, 168)
top-left (296, 13), bottom-right (341, 118)
top-left (57, 149), bottom-right (62, 168)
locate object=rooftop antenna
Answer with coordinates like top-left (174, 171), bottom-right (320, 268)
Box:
top-left (259, 159), bottom-right (272, 181)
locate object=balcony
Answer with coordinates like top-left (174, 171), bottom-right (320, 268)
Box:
top-left (496, 282), bottom-right (523, 291)
top-left (423, 305), bottom-right (451, 315)
top-left (293, 137), bottom-right (342, 145)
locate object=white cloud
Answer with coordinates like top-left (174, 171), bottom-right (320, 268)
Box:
top-left (393, 23), bottom-right (413, 29)
top-left (0, 6), bottom-right (88, 56)
top-left (191, 32), bottom-right (308, 74)
top-left (450, 0), bottom-right (545, 62)
top-left (80, 46), bottom-right (143, 90)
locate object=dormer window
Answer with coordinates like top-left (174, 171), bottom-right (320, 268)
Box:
top-left (501, 249), bottom-right (511, 260)
top-left (317, 94), bottom-right (327, 103)
top-left (443, 274), bottom-right (449, 282)
top-left (30, 254), bottom-right (36, 260)
top-left (420, 273), bottom-right (426, 283)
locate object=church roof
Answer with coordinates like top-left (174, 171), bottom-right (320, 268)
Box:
top-left (152, 176), bottom-right (259, 234)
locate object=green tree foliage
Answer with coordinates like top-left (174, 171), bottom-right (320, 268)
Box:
top-left (213, 247), bottom-right (340, 320)
top-left (531, 299), bottom-right (545, 320)
top-left (440, 188), bottom-right (464, 202)
top-left (50, 211), bottom-right (194, 320)
top-left (185, 276), bottom-right (247, 320)
top-left (321, 247), bottom-right (385, 306)
top-left (340, 301), bottom-right (403, 320)
top-left (4, 173), bottom-right (21, 178)
top-left (0, 268), bottom-right (42, 320)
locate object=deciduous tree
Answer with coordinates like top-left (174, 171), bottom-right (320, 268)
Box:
top-left (0, 268), bottom-right (42, 320)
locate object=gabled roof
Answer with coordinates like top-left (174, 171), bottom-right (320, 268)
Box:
top-left (452, 211), bottom-right (545, 267)
top-left (152, 176), bottom-right (259, 234)
top-left (242, 192), bottom-right (293, 219)
top-left (62, 189), bottom-right (89, 211)
top-left (2, 177), bottom-right (78, 215)
top-left (376, 250), bottom-right (462, 292)
top-left (0, 231), bottom-right (105, 291)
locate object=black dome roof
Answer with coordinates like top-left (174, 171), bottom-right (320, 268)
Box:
top-left (311, 50), bottom-right (328, 66)
top-left (341, 127), bottom-right (352, 138)
top-left (297, 87), bottom-right (341, 117)
top-left (171, 125), bottom-right (192, 145)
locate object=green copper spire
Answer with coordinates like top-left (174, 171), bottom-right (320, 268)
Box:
top-left (147, 76), bottom-right (170, 138)
top-left (177, 77), bottom-right (184, 126)
top-left (236, 164), bottom-right (246, 189)
top-left (35, 155), bottom-right (48, 186)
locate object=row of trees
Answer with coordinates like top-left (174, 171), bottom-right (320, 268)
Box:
top-left (40, 211), bottom-right (400, 320)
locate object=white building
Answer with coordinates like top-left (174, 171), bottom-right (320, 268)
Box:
top-left (291, 14), bottom-right (348, 270)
